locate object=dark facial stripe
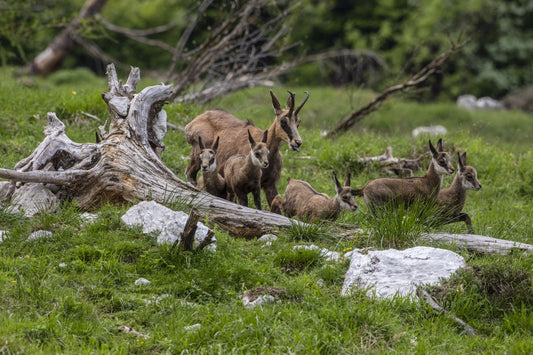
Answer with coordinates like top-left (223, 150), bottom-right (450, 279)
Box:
top-left (280, 117), bottom-right (293, 140)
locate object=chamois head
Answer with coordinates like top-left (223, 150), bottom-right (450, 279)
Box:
top-left (198, 136), bottom-right (219, 173)
top-left (457, 152), bottom-right (482, 191)
top-left (248, 129), bottom-right (270, 168)
top-left (333, 172), bottom-right (358, 212)
top-left (429, 139), bottom-right (455, 175)
top-left (270, 90), bottom-right (309, 152)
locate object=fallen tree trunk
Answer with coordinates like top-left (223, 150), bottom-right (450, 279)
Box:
top-left (0, 64), bottom-right (299, 238)
top-left (422, 233), bottom-right (533, 256)
top-left (29, 0), bottom-right (108, 76)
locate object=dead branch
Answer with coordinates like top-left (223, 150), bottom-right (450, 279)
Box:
top-left (327, 37), bottom-right (471, 138)
top-left (417, 286), bottom-right (478, 337)
top-left (359, 146), bottom-right (423, 177)
top-left (29, 0), bottom-right (108, 76)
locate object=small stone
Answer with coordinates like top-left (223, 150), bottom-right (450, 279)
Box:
top-left (134, 277), bottom-right (151, 285)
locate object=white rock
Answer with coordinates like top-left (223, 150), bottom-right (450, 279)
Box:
top-left (241, 294), bottom-right (275, 308)
top-left (257, 234), bottom-right (278, 242)
top-left (457, 94), bottom-right (503, 110)
top-left (0, 181), bottom-right (12, 202)
top-left (121, 201), bottom-right (215, 250)
top-left (9, 183), bottom-right (59, 217)
top-left (135, 277), bottom-right (151, 285)
top-left (152, 109), bottom-right (168, 141)
top-left (27, 230), bottom-right (53, 241)
top-left (412, 125), bottom-right (448, 138)
top-left (184, 323), bottom-right (201, 331)
top-left (80, 212), bottom-right (98, 225)
top-left (293, 244), bottom-right (341, 262)
top-left (59, 263), bottom-right (67, 268)
top-left (341, 246), bottom-right (465, 299)
top-left (0, 230), bottom-right (7, 243)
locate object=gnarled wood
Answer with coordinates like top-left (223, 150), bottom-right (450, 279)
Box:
top-left (0, 64), bottom-right (301, 238)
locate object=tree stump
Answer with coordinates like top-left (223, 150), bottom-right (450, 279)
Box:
top-left (0, 64), bottom-right (300, 238)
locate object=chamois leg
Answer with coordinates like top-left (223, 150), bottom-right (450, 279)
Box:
top-left (235, 192), bottom-right (249, 208)
top-left (263, 184), bottom-right (279, 212)
top-left (185, 156), bottom-right (201, 185)
top-left (252, 188), bottom-right (262, 210)
top-left (457, 212), bottom-right (474, 234)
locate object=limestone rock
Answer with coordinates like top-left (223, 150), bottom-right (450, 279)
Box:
top-left (9, 183), bottom-right (60, 217)
top-left (341, 246), bottom-right (465, 299)
top-left (121, 200), bottom-right (215, 250)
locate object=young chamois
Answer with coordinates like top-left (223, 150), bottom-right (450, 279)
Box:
top-left (224, 129), bottom-right (269, 210)
top-left (437, 152), bottom-right (482, 233)
top-left (196, 136), bottom-right (226, 199)
top-left (184, 90), bottom-right (309, 209)
top-left (270, 173), bottom-right (357, 221)
top-left (354, 139), bottom-right (455, 210)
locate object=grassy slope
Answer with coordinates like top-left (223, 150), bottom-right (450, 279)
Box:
top-left (0, 67), bottom-right (532, 353)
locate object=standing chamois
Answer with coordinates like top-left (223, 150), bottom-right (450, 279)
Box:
top-left (354, 139), bottom-right (455, 210)
top-left (270, 172), bottom-right (357, 221)
top-left (224, 129), bottom-right (269, 210)
top-left (184, 90), bottom-right (309, 209)
top-left (197, 136), bottom-right (226, 199)
top-left (437, 152), bottom-right (482, 233)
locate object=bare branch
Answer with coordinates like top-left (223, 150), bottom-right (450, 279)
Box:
top-left (327, 37), bottom-right (471, 138)
top-left (0, 168), bottom-right (90, 186)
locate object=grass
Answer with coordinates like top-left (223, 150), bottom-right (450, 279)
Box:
top-left (0, 66), bottom-right (532, 353)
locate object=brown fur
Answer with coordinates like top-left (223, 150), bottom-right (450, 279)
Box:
top-left (197, 136), bottom-right (226, 199)
top-left (270, 173), bottom-right (357, 221)
top-left (184, 90), bottom-right (309, 209)
top-left (354, 139), bottom-right (455, 210)
top-left (437, 152), bottom-right (482, 233)
top-left (224, 130), bottom-right (269, 210)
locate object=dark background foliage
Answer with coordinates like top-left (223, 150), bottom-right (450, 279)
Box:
top-left (1, 0), bottom-right (532, 100)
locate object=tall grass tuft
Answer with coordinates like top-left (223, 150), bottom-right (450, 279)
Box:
top-left (281, 219), bottom-right (335, 243)
top-left (360, 200), bottom-right (445, 249)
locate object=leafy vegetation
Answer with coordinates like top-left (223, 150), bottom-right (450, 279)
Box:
top-left (0, 67), bottom-right (532, 353)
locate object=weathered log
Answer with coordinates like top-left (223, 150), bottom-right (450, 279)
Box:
top-left (422, 233), bottom-right (533, 256)
top-left (0, 64), bottom-right (302, 238)
top-left (359, 146), bottom-right (422, 177)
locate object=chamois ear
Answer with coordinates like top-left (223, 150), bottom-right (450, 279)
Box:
top-left (247, 129), bottom-right (256, 148)
top-left (211, 136), bottom-right (219, 152)
top-left (344, 173), bottom-right (351, 187)
top-left (429, 140), bottom-right (438, 157)
top-left (436, 138), bottom-right (444, 152)
top-left (198, 136), bottom-right (205, 150)
top-left (460, 152), bottom-right (467, 171)
top-left (333, 172), bottom-right (343, 194)
top-left (270, 90), bottom-right (282, 115)
top-left (262, 129), bottom-right (269, 143)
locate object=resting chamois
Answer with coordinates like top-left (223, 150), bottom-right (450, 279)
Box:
top-left (270, 173), bottom-right (357, 221)
top-left (224, 129), bottom-right (269, 210)
top-left (354, 139), bottom-right (455, 210)
top-left (437, 152), bottom-right (482, 233)
top-left (197, 136), bottom-right (226, 199)
top-left (184, 90), bottom-right (309, 210)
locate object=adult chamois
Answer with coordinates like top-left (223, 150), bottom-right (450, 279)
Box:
top-left (354, 139), bottom-right (455, 210)
top-left (437, 152), bottom-right (482, 233)
top-left (270, 173), bottom-right (357, 221)
top-left (184, 90), bottom-right (309, 209)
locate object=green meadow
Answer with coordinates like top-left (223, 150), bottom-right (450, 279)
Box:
top-left (0, 67), bottom-right (532, 353)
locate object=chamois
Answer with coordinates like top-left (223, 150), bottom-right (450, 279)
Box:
top-left (184, 90), bottom-right (309, 209)
top-left (270, 173), bottom-right (357, 221)
top-left (437, 152), bottom-right (482, 233)
top-left (197, 136), bottom-right (226, 199)
top-left (224, 129), bottom-right (269, 210)
top-left (354, 139), bottom-right (455, 210)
